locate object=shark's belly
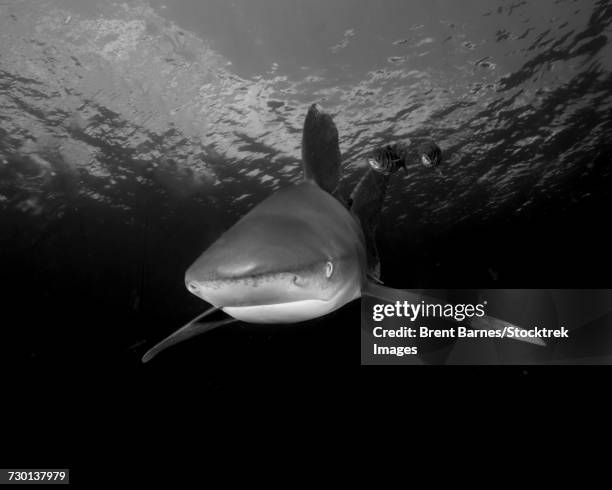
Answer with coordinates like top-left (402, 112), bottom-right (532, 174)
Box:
top-left (222, 288), bottom-right (361, 324)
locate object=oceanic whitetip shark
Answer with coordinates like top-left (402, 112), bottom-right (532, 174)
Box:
top-left (142, 104), bottom-right (544, 362)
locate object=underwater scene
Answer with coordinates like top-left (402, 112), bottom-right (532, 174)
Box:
top-left (1, 0), bottom-right (611, 370)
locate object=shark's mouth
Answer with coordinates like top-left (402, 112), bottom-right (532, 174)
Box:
top-left (187, 269), bottom-right (361, 324)
top-left (187, 271), bottom-right (334, 308)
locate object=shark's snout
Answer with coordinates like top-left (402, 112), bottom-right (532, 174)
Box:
top-left (185, 278), bottom-right (200, 294)
top-left (185, 274), bottom-right (223, 307)
top-left (184, 261), bottom-right (319, 309)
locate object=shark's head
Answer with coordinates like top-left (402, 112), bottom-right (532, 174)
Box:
top-left (184, 182), bottom-right (366, 324)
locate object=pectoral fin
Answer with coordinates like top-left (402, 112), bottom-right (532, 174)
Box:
top-left (468, 315), bottom-right (545, 346)
top-left (363, 281), bottom-right (423, 304)
top-left (141, 307), bottom-right (237, 363)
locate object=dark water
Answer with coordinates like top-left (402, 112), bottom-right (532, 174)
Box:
top-left (1, 0), bottom-right (611, 373)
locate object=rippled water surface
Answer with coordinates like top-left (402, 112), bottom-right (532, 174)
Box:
top-left (1, 0), bottom-right (611, 365)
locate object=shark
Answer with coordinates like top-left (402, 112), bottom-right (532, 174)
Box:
top-left (141, 104), bottom-right (544, 363)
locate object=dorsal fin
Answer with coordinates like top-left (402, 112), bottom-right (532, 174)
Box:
top-left (301, 103), bottom-right (341, 193)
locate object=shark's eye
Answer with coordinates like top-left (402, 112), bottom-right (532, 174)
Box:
top-left (325, 261), bottom-right (334, 278)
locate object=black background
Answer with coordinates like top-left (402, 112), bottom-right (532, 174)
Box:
top-left (2, 165), bottom-right (611, 477)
